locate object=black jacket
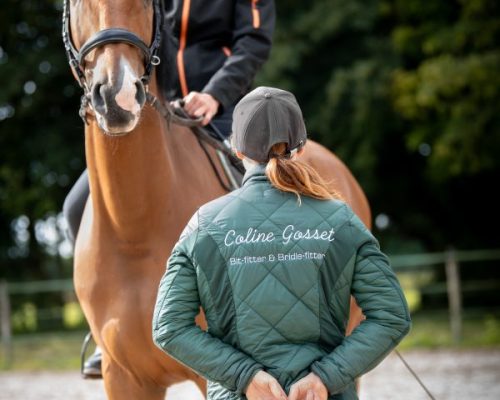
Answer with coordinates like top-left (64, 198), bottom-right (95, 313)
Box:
top-left (164, 0), bottom-right (275, 111)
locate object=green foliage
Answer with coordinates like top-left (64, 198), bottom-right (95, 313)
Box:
top-left (259, 0), bottom-right (398, 195)
top-left (0, 0), bottom-right (83, 327)
top-left (11, 303), bottom-right (38, 332)
top-left (399, 311), bottom-right (500, 349)
top-left (482, 314), bottom-right (500, 345)
top-left (259, 0), bottom-right (500, 253)
top-left (10, 300), bottom-right (86, 333)
top-left (0, 332), bottom-right (85, 371)
top-left (0, 0), bottom-right (83, 283)
top-left (392, 0), bottom-right (500, 179)
top-left (63, 301), bottom-right (86, 329)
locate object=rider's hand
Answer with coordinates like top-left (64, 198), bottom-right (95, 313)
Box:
top-left (246, 370), bottom-right (288, 400)
top-left (183, 91), bottom-right (219, 125)
top-left (288, 372), bottom-right (328, 400)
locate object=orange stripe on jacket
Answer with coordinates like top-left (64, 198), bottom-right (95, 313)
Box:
top-left (252, 0), bottom-right (260, 29)
top-left (177, 0), bottom-right (191, 97)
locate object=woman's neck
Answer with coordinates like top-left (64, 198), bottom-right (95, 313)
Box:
top-left (242, 157), bottom-right (261, 171)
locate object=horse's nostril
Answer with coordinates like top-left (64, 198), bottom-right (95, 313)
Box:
top-left (135, 81), bottom-right (146, 107)
top-left (91, 83), bottom-right (105, 112)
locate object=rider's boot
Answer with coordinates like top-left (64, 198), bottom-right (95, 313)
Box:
top-left (83, 346), bottom-right (102, 379)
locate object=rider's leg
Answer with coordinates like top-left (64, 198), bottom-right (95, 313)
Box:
top-left (63, 170), bottom-right (103, 378)
top-left (83, 347), bottom-right (103, 378)
top-left (63, 170), bottom-right (90, 242)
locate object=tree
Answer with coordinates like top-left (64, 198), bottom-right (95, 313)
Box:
top-left (0, 0), bottom-right (84, 328)
top-left (390, 0), bottom-right (500, 249)
top-left (259, 0), bottom-right (500, 251)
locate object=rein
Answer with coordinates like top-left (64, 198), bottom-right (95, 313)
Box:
top-left (147, 93), bottom-right (245, 183)
top-left (146, 93), bottom-right (204, 128)
top-left (146, 91), bottom-right (245, 189)
top-left (395, 349), bottom-right (436, 399)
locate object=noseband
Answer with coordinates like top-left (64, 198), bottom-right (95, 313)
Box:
top-left (62, 0), bottom-right (163, 123)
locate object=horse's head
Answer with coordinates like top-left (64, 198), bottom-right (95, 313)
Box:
top-left (63, 0), bottom-right (163, 135)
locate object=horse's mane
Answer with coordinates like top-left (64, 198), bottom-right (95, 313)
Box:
top-left (155, 22), bottom-right (178, 101)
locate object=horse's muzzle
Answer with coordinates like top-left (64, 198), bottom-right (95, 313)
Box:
top-left (91, 79), bottom-right (146, 135)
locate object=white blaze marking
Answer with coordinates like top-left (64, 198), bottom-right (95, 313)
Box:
top-left (114, 58), bottom-right (140, 115)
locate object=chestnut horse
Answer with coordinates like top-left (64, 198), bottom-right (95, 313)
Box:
top-left (63, 0), bottom-right (369, 398)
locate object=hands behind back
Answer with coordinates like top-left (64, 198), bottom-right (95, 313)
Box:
top-left (246, 370), bottom-right (328, 400)
top-left (288, 372), bottom-right (328, 400)
top-left (246, 370), bottom-right (287, 400)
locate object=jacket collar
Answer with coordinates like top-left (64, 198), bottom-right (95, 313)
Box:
top-left (242, 164), bottom-right (269, 186)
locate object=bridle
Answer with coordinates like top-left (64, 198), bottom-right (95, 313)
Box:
top-left (62, 0), bottom-right (163, 123)
top-left (60, 0), bottom-right (229, 181)
top-left (62, 0), bottom-right (202, 128)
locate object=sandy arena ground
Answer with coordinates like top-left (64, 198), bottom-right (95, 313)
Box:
top-left (1, 349), bottom-right (499, 399)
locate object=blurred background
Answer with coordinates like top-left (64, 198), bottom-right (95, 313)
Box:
top-left (0, 0), bottom-right (499, 397)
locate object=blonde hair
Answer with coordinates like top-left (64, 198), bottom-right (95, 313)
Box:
top-left (265, 143), bottom-right (342, 204)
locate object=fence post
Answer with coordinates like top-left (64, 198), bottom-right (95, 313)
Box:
top-left (445, 248), bottom-right (462, 344)
top-left (0, 280), bottom-right (13, 368)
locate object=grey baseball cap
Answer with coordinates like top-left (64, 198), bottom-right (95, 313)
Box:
top-left (231, 86), bottom-right (307, 163)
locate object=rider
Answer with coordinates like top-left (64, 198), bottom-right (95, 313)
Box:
top-left (66, 0), bottom-right (275, 378)
top-left (163, 0), bottom-right (276, 139)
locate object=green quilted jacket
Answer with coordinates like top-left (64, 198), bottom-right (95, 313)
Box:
top-left (153, 165), bottom-right (411, 399)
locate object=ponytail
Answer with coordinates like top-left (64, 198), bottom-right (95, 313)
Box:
top-left (265, 143), bottom-right (342, 203)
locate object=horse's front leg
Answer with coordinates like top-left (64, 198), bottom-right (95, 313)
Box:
top-left (102, 352), bottom-right (167, 400)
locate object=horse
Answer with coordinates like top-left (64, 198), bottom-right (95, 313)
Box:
top-left (62, 0), bottom-right (370, 398)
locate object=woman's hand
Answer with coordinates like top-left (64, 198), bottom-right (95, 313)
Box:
top-left (288, 372), bottom-right (328, 400)
top-left (246, 370), bottom-right (288, 400)
top-left (183, 91), bottom-right (220, 125)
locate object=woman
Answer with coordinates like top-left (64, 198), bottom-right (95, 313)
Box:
top-left (153, 87), bottom-right (411, 400)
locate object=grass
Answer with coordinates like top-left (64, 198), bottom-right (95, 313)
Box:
top-left (0, 331), bottom-right (91, 371)
top-left (399, 309), bottom-right (500, 349)
top-left (1, 311), bottom-right (499, 371)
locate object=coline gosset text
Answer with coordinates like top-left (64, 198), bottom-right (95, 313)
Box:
top-left (223, 225), bottom-right (335, 247)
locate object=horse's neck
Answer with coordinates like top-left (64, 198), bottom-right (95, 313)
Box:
top-left (85, 103), bottom-right (181, 243)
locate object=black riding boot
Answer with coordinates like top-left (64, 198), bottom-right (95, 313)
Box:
top-left (83, 347), bottom-right (102, 379)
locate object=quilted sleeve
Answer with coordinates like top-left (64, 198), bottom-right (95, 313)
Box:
top-left (152, 212), bottom-right (263, 395)
top-left (310, 210), bottom-right (411, 395)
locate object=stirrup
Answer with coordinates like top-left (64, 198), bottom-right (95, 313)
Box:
top-left (80, 331), bottom-right (102, 379)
